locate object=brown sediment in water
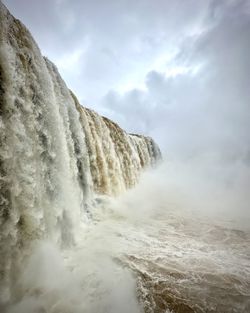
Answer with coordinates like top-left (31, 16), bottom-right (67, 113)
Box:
top-left (122, 223), bottom-right (250, 313)
top-left (126, 256), bottom-right (201, 313)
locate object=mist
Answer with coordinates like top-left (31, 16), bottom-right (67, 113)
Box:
top-left (98, 0), bottom-right (250, 226)
top-left (1, 0), bottom-right (250, 312)
top-left (4, 156), bottom-right (249, 313)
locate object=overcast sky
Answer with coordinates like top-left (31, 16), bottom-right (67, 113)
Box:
top-left (3, 0), bottom-right (250, 162)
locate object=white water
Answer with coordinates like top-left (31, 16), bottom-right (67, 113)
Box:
top-left (0, 2), bottom-right (160, 309)
top-left (1, 160), bottom-right (250, 313)
top-left (1, 2), bottom-right (249, 312)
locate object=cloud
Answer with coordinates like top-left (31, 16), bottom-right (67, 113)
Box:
top-left (99, 0), bottom-right (250, 165)
top-left (3, 0), bottom-right (208, 103)
top-left (2, 0), bottom-right (250, 164)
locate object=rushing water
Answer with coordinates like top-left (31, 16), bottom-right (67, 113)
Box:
top-left (2, 166), bottom-right (250, 313)
top-left (126, 217), bottom-right (250, 313)
top-left (1, 2), bottom-right (249, 312)
top-left (0, 2), bottom-right (160, 305)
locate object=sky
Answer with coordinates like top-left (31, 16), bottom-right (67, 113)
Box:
top-left (2, 0), bottom-right (250, 163)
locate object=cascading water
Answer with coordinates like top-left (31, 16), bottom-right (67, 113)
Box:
top-left (1, 2), bottom-right (250, 313)
top-left (0, 2), bottom-right (160, 309)
top-left (72, 93), bottom-right (160, 196)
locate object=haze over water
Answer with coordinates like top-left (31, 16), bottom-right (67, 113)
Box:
top-left (1, 1), bottom-right (250, 312)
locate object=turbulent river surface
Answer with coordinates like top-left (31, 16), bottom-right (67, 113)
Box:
top-left (1, 2), bottom-right (249, 312)
top-left (90, 195), bottom-right (250, 313)
top-left (124, 216), bottom-right (250, 313)
top-left (3, 171), bottom-right (250, 313)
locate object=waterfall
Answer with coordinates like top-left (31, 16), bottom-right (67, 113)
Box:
top-left (0, 2), bottom-right (161, 304)
top-left (1, 4), bottom-right (249, 313)
top-left (73, 92), bottom-right (161, 196)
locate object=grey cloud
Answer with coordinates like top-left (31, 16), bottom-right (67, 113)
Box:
top-left (3, 0), bottom-right (209, 105)
top-left (2, 0), bottom-right (78, 53)
top-left (100, 0), bottom-right (250, 163)
top-left (2, 0), bottom-right (249, 164)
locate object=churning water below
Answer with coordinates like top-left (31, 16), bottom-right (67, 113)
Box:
top-left (6, 198), bottom-right (250, 313)
top-left (1, 3), bottom-right (249, 311)
top-left (3, 163), bottom-right (250, 313)
top-left (125, 216), bottom-right (250, 313)
top-left (90, 196), bottom-right (250, 313)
